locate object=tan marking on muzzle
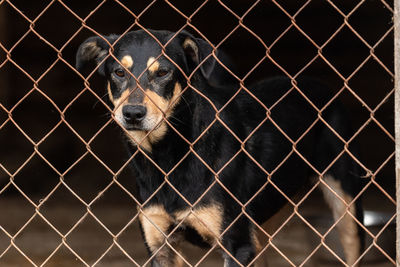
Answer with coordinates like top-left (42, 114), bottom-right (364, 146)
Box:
top-left (147, 57), bottom-right (159, 73)
top-left (121, 55), bottom-right (133, 69)
top-left (124, 82), bottom-right (183, 152)
top-left (112, 88), bottom-right (136, 140)
top-left (107, 82), bottom-right (114, 104)
top-left (114, 89), bottom-right (131, 107)
top-left (167, 82), bottom-right (182, 117)
top-left (126, 130), bottom-right (153, 152)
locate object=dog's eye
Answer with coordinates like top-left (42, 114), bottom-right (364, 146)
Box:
top-left (156, 70), bottom-right (169, 77)
top-left (115, 69), bottom-right (125, 77)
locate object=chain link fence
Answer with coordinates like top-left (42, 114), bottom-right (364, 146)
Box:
top-left (0, 0), bottom-right (396, 266)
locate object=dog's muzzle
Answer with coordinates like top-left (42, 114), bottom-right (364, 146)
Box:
top-left (122, 105), bottom-right (147, 129)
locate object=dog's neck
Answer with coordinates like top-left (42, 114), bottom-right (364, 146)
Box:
top-left (127, 77), bottom-right (230, 205)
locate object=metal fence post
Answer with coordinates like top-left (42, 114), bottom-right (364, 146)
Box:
top-left (395, 0), bottom-right (400, 266)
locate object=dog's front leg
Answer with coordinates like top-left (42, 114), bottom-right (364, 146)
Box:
top-left (221, 224), bottom-right (259, 267)
top-left (138, 205), bottom-right (184, 267)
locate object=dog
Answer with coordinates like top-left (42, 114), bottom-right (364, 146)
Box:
top-left (76, 29), bottom-right (364, 266)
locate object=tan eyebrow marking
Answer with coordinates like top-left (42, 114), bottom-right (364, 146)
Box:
top-left (147, 56), bottom-right (160, 73)
top-left (121, 55), bottom-right (133, 68)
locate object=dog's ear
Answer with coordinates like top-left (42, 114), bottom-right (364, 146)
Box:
top-left (76, 34), bottom-right (119, 75)
top-left (179, 31), bottom-right (217, 80)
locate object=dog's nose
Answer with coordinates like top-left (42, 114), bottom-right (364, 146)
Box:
top-left (122, 105), bottom-right (147, 124)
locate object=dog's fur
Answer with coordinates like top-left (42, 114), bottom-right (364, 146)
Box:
top-left (77, 29), bottom-right (363, 266)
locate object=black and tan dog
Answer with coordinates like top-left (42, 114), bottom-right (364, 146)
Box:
top-left (76, 30), bottom-right (363, 266)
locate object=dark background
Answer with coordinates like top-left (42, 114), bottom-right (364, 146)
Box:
top-left (0, 0), bottom-right (396, 265)
top-left (0, 0), bottom-right (394, 200)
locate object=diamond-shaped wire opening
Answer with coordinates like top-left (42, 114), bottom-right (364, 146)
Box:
top-left (111, 166), bottom-right (140, 197)
top-left (13, 215), bottom-right (61, 265)
top-left (190, 1), bottom-right (241, 40)
top-left (11, 89), bottom-right (60, 143)
top-left (297, 57), bottom-right (345, 93)
top-left (241, 2), bottom-right (292, 50)
top-left (215, 26), bottom-right (269, 80)
top-left (322, 25), bottom-right (371, 78)
top-left (296, 0), bottom-right (343, 46)
top-left (9, 31), bottom-right (58, 80)
top-left (363, 185), bottom-right (395, 225)
top-left (33, 1), bottom-right (82, 49)
top-left (348, 58), bottom-right (394, 108)
top-left (37, 61), bottom-right (86, 109)
top-left (89, 123), bottom-right (130, 172)
top-left (90, 183), bottom-right (139, 233)
top-left (39, 185), bottom-right (86, 234)
top-left (38, 122), bottom-right (86, 174)
top-left (267, 213), bottom-right (321, 266)
top-left (327, 88), bottom-right (371, 134)
top-left (62, 153), bottom-right (114, 203)
top-left (268, 27), bottom-right (319, 76)
top-left (12, 153), bottom-right (60, 203)
top-left (348, 0), bottom-right (393, 45)
top-left (66, 214), bottom-right (114, 265)
top-left (243, 56), bottom-right (289, 83)
top-left (63, 89), bottom-right (111, 142)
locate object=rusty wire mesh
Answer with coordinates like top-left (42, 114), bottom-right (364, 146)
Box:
top-left (0, 0), bottom-right (396, 266)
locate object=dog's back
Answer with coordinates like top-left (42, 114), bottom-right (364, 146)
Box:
top-left (212, 76), bottom-right (361, 221)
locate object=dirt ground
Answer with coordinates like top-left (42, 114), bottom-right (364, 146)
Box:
top-left (0, 191), bottom-right (395, 267)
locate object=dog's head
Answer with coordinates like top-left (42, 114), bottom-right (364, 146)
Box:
top-left (76, 30), bottom-right (217, 150)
